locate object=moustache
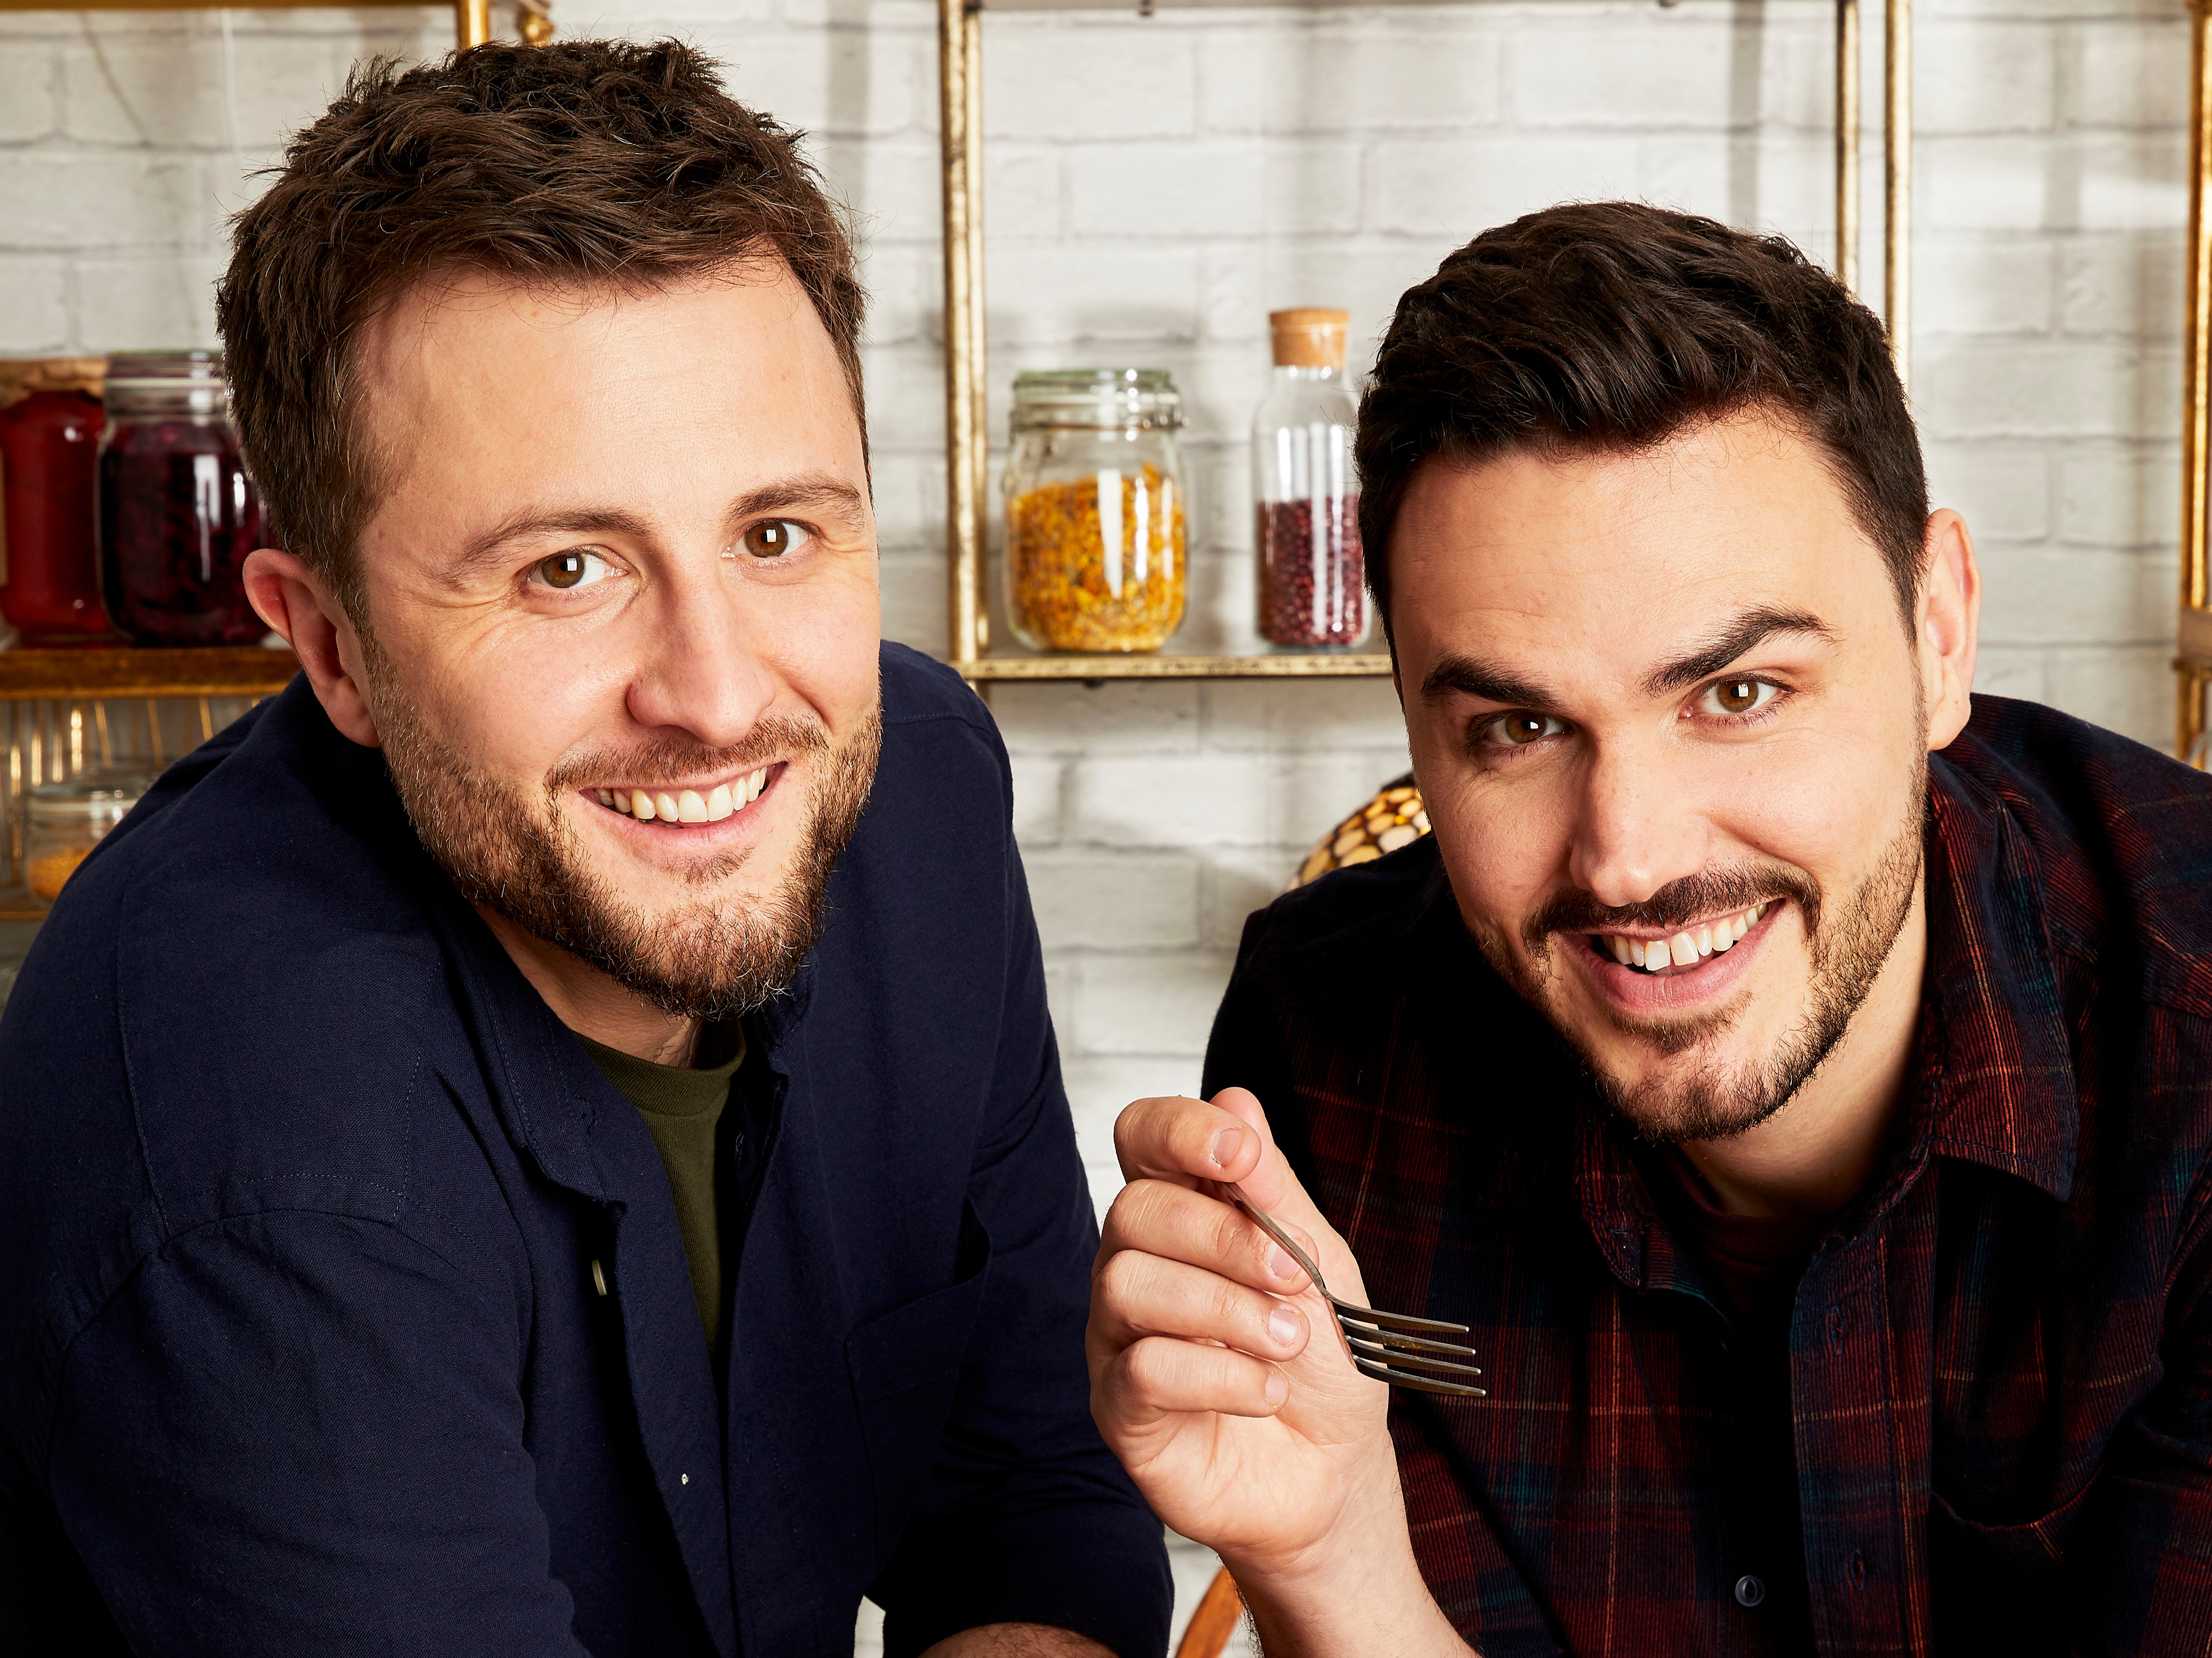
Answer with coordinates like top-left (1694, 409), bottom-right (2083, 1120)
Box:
top-left (544, 716), bottom-right (833, 797)
top-left (1522, 864), bottom-right (1821, 956)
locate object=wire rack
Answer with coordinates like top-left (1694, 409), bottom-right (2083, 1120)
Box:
top-left (0, 692), bottom-right (266, 920)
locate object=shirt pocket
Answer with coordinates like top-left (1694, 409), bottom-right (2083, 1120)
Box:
top-left (1928, 1480), bottom-right (2092, 1652)
top-left (842, 1198), bottom-right (993, 1565)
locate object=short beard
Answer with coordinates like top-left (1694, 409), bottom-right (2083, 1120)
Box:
top-left (362, 635), bottom-right (881, 1021)
top-left (1467, 759), bottom-right (1925, 1145)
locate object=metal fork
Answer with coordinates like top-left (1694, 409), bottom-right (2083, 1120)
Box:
top-left (1231, 1187), bottom-right (1487, 1399)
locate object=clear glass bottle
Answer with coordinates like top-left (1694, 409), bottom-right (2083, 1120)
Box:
top-left (98, 351), bottom-right (272, 647)
top-left (1004, 369), bottom-right (1188, 653)
top-left (24, 772), bottom-right (148, 910)
top-left (1253, 309), bottom-right (1366, 649)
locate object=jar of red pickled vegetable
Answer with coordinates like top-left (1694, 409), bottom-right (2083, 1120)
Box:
top-left (0, 359), bottom-right (114, 646)
top-left (98, 351), bottom-right (272, 646)
top-left (1005, 370), bottom-right (1188, 654)
top-left (1253, 309), bottom-right (1366, 649)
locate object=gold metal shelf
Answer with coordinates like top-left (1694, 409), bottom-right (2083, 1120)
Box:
top-left (2180, 0), bottom-right (2212, 764)
top-left (932, 0), bottom-right (1914, 685)
top-left (0, 647), bottom-right (298, 702)
top-left (955, 651), bottom-right (1391, 682)
top-left (0, 0), bottom-right (505, 54)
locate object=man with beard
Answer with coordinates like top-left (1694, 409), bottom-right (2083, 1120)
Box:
top-left (1087, 203), bottom-right (2212, 1655)
top-left (0, 41), bottom-right (1168, 1658)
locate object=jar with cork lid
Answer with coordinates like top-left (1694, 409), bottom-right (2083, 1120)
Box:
top-left (1252, 308), bottom-right (1366, 649)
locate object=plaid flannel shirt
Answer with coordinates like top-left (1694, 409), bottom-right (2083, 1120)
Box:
top-left (1201, 695), bottom-right (2212, 1657)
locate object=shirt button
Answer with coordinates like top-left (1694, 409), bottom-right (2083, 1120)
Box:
top-left (1734, 1575), bottom-right (1766, 1608)
top-left (1848, 1550), bottom-right (1867, 1590)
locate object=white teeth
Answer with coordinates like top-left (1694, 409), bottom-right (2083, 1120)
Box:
top-left (595, 789), bottom-right (612, 807)
top-left (1714, 925), bottom-right (1734, 952)
top-left (706, 783), bottom-right (734, 821)
top-left (1647, 938), bottom-right (1672, 970)
top-left (1668, 931), bottom-right (1696, 965)
top-left (1696, 925), bottom-right (1714, 957)
top-left (1629, 938), bottom-right (1648, 968)
top-left (1734, 912), bottom-right (1750, 938)
top-left (677, 789), bottom-right (707, 823)
top-left (655, 792), bottom-right (680, 821)
top-left (747, 767), bottom-right (766, 803)
top-left (631, 790), bottom-right (656, 820)
top-left (1610, 935), bottom-right (1632, 965)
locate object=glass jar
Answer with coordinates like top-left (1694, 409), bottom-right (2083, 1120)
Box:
top-left (98, 351), bottom-right (271, 646)
top-left (0, 360), bottom-right (115, 646)
top-left (24, 772), bottom-right (148, 910)
top-left (1253, 309), bottom-right (1366, 649)
top-left (1005, 369), bottom-right (1188, 653)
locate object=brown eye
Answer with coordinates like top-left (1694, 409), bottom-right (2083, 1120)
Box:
top-left (739, 520), bottom-right (811, 559)
top-left (534, 550), bottom-right (608, 591)
top-left (1479, 710), bottom-right (1567, 749)
top-left (1702, 677), bottom-right (1778, 719)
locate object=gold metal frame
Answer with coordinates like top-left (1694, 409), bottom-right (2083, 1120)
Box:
top-left (2181, 0), bottom-right (2212, 762)
top-left (939, 0), bottom-right (1917, 682)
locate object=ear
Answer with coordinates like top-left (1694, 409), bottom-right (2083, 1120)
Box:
top-left (243, 548), bottom-right (382, 749)
top-left (1915, 509), bottom-right (1981, 753)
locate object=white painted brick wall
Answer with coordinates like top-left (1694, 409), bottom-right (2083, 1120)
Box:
top-left (3, 0), bottom-right (2193, 1644)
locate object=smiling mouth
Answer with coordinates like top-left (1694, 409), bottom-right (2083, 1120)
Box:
top-left (1588, 901), bottom-right (1772, 975)
top-left (589, 764), bottom-right (777, 825)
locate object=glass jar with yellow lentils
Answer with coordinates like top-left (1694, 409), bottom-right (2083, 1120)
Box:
top-left (1004, 369), bottom-right (1188, 653)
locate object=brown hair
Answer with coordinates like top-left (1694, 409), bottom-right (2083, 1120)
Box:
top-left (217, 39), bottom-right (865, 615)
top-left (1355, 202), bottom-right (1926, 637)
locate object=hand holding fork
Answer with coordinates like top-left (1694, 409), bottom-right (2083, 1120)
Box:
top-left (1086, 1087), bottom-right (1483, 1658)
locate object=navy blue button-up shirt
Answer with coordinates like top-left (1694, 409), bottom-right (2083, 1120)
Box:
top-left (0, 643), bottom-right (1169, 1657)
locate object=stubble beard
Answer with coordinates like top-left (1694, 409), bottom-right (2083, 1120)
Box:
top-left (1467, 758), bottom-right (1926, 1146)
top-left (363, 636), bottom-right (882, 1021)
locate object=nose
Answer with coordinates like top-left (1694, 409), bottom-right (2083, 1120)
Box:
top-left (621, 555), bottom-right (777, 748)
top-left (1566, 733), bottom-right (1710, 909)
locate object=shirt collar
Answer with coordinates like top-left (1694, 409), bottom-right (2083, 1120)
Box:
top-left (1912, 750), bottom-right (2079, 1202)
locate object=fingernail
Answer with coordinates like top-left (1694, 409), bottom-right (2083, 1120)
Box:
top-left (1210, 1127), bottom-right (1247, 1170)
top-left (1263, 1369), bottom-right (1288, 1407)
top-left (1267, 1246), bottom-right (1300, 1281)
top-left (1268, 1306), bottom-right (1302, 1347)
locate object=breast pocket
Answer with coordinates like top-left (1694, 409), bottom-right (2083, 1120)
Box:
top-left (843, 1198), bottom-right (993, 1565)
top-left (1928, 1481), bottom-right (2092, 1653)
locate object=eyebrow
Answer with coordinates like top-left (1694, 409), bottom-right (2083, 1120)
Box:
top-left (1418, 603), bottom-right (1835, 712)
top-left (451, 473), bottom-right (871, 579)
top-left (1638, 604), bottom-right (1834, 699)
top-left (718, 475), bottom-right (870, 538)
top-left (1419, 654), bottom-right (1558, 709)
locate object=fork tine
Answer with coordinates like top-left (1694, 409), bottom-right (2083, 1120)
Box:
top-left (1325, 1296), bottom-right (1470, 1336)
top-left (1335, 1321), bottom-right (1481, 1358)
top-left (1353, 1357), bottom-right (1488, 1398)
top-left (1345, 1336), bottom-right (1483, 1378)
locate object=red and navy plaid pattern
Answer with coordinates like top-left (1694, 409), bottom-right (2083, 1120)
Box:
top-left (1202, 696), bottom-right (2212, 1656)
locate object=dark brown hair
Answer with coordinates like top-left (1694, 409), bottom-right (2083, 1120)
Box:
top-left (218, 39), bottom-right (865, 614)
top-left (1356, 202), bottom-right (1926, 636)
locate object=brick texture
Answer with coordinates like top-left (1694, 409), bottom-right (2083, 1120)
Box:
top-left (3, 0), bottom-right (2192, 1643)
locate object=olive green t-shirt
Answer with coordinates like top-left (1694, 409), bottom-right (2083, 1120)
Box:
top-left (574, 1024), bottom-right (747, 1350)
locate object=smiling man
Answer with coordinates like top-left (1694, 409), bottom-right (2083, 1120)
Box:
top-left (1088, 203), bottom-right (2212, 1655)
top-left (0, 41), bottom-right (1168, 1658)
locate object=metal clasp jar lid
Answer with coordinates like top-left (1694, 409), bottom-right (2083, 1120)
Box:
top-left (102, 350), bottom-right (228, 420)
top-left (1011, 368), bottom-right (1183, 432)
